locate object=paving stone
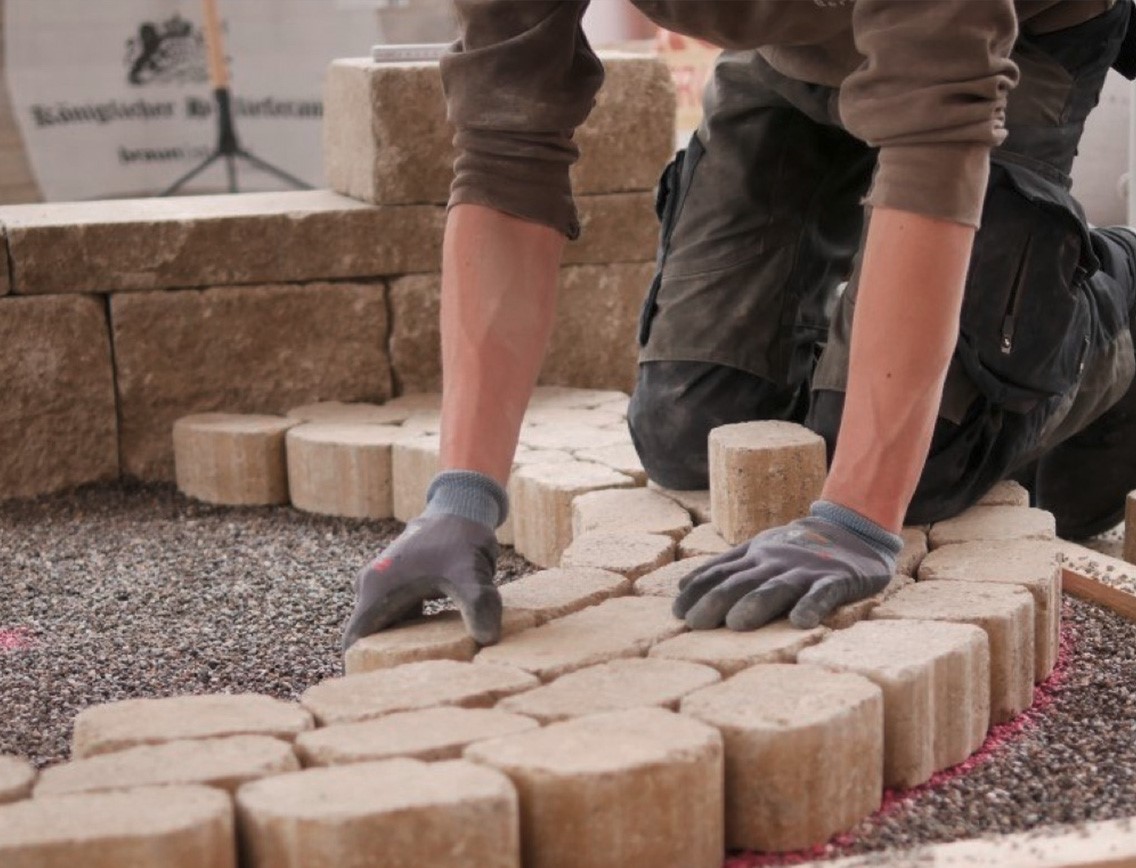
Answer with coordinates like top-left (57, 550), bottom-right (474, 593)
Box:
top-left (680, 663), bottom-right (883, 852)
top-left (300, 660), bottom-right (539, 726)
top-left (237, 758), bottom-right (519, 868)
top-left (390, 432), bottom-right (441, 523)
top-left (511, 461), bottom-right (635, 568)
top-left (928, 505), bottom-right (1056, 549)
top-left (519, 422), bottom-right (630, 453)
top-left (35, 736), bottom-right (298, 797)
top-left (918, 538), bottom-right (1062, 682)
top-left (709, 421), bottom-right (828, 544)
top-left (497, 567), bottom-right (632, 625)
top-left (476, 596), bottom-right (687, 681)
top-left (648, 482), bottom-right (713, 524)
top-left (383, 393), bottom-right (442, 413)
top-left (976, 479), bottom-right (1031, 507)
top-left (526, 407), bottom-right (625, 429)
top-left (527, 387), bottom-right (631, 411)
top-left (286, 401), bottom-right (412, 426)
top-left (634, 556), bottom-right (711, 598)
top-left (72, 694), bottom-right (314, 759)
top-left (0, 784), bottom-right (234, 868)
top-left (571, 442), bottom-right (645, 483)
top-left (499, 448), bottom-right (576, 547)
top-left (465, 708), bottom-right (721, 868)
top-left (172, 413), bottom-right (295, 506)
top-left (679, 522), bottom-right (733, 559)
top-left (897, 527), bottom-right (929, 576)
top-left (798, 620), bottom-right (990, 789)
top-left (871, 581), bottom-right (1035, 725)
top-left (821, 574), bottom-right (914, 631)
top-left (0, 295), bottom-right (117, 499)
top-left (285, 423), bottom-right (407, 519)
top-left (571, 487), bottom-right (692, 542)
top-left (0, 756), bottom-right (34, 804)
top-left (650, 621), bottom-right (829, 677)
top-left (560, 531), bottom-right (676, 580)
top-left (111, 281), bottom-right (391, 480)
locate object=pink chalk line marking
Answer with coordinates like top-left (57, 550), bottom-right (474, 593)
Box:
top-left (723, 609), bottom-right (1078, 868)
top-left (0, 626), bottom-right (35, 652)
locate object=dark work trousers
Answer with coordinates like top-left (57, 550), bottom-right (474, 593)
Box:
top-left (628, 1), bottom-right (1136, 525)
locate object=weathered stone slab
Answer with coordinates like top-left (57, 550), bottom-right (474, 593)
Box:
top-left (976, 479), bottom-right (1031, 508)
top-left (560, 532), bottom-right (676, 580)
top-left (572, 487), bottom-right (691, 542)
top-left (680, 664), bottom-right (882, 852)
top-left (286, 401), bottom-right (411, 426)
top-left (384, 393), bottom-right (442, 413)
top-left (72, 694), bottom-right (313, 759)
top-left (497, 567), bottom-right (631, 625)
top-left (679, 523), bottom-right (732, 559)
top-left (649, 483), bottom-right (713, 525)
top-left (173, 413), bottom-right (295, 506)
top-left (634, 556), bottom-right (710, 598)
top-left (285, 422), bottom-right (406, 519)
top-left (0, 757), bottom-right (34, 804)
top-left (650, 621), bottom-right (828, 677)
top-left (821, 574), bottom-right (914, 631)
top-left (465, 708), bottom-right (722, 868)
top-left (295, 707), bottom-right (539, 767)
top-left (237, 759), bottom-right (519, 868)
top-left (897, 527), bottom-right (929, 576)
top-left (928, 505), bottom-right (1056, 549)
top-left (111, 281), bottom-right (391, 480)
top-left (572, 442), bottom-right (645, 484)
top-left (0, 295), bottom-right (117, 499)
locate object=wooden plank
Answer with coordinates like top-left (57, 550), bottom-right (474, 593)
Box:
top-left (1061, 566), bottom-right (1136, 622)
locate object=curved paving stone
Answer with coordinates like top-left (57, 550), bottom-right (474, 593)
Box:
top-left (648, 483), bottom-right (713, 525)
top-left (822, 574), bottom-right (913, 631)
top-left (390, 433), bottom-right (440, 523)
top-left (173, 413), bottom-right (296, 506)
top-left (928, 505), bottom-right (1056, 549)
top-left (519, 424), bottom-right (630, 453)
top-left (0, 756), bottom-right (34, 805)
top-left (560, 531), bottom-right (675, 580)
top-left (897, 528), bottom-right (929, 577)
top-left (497, 567), bottom-right (632, 625)
top-left (571, 488), bottom-right (692, 541)
top-left (571, 443), bottom-right (646, 484)
top-left (679, 523), bottom-right (732, 559)
top-left (633, 556), bottom-right (711, 598)
top-left (286, 401), bottom-right (412, 426)
top-left (975, 479), bottom-right (1031, 508)
top-left (285, 423), bottom-right (408, 519)
top-left (499, 448), bottom-right (578, 546)
top-left (649, 621), bottom-right (828, 677)
top-left (525, 407), bottom-right (625, 429)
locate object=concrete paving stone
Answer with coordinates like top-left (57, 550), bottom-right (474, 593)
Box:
top-left (399, 411), bottom-right (443, 435)
top-left (634, 556), bottom-right (711, 598)
top-left (294, 707), bottom-right (539, 767)
top-left (524, 406), bottom-right (625, 429)
top-left (709, 421), bottom-right (828, 544)
top-left (571, 487), bottom-right (692, 541)
top-left (173, 413), bottom-right (295, 506)
top-left (111, 281), bottom-right (392, 480)
top-left (570, 442), bottom-right (646, 484)
top-left (650, 621), bottom-right (828, 677)
top-left (592, 392), bottom-right (630, 415)
top-left (821, 574), bottom-right (914, 631)
top-left (928, 505), bottom-right (1056, 549)
top-left (499, 448), bottom-right (576, 547)
top-left (465, 708), bottom-right (721, 868)
top-left (975, 479), bottom-right (1031, 508)
top-left (498, 657), bottom-right (719, 723)
top-left (871, 581), bottom-right (1035, 725)
top-left (648, 482), bottom-right (713, 525)
top-left (0, 784), bottom-right (235, 868)
top-left (511, 461), bottom-right (635, 568)
top-left (497, 567), bottom-right (632, 625)
top-left (918, 538), bottom-right (1062, 682)
top-left (72, 693), bottom-right (314, 759)
top-left (680, 663), bottom-right (883, 852)
top-left (519, 422), bottom-right (630, 453)
top-left (237, 758), bottom-right (519, 868)
top-left (286, 422), bottom-right (407, 519)
top-left (383, 393), bottom-right (442, 413)
top-left (0, 295), bottom-right (118, 499)
top-left (390, 432), bottom-right (441, 523)
top-left (679, 522), bottom-right (733, 558)
top-left (300, 660), bottom-right (540, 726)
top-left (35, 736), bottom-right (298, 797)
top-left (798, 620), bottom-right (990, 789)
top-left (560, 531), bottom-right (676, 580)
top-left (286, 401), bottom-right (412, 426)
top-left (0, 756), bottom-right (34, 804)
top-left (897, 527), bottom-right (930, 576)
top-left (527, 387), bottom-right (631, 411)
top-left (475, 596), bottom-right (687, 682)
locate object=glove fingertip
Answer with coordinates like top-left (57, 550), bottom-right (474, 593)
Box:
top-left (788, 605), bottom-right (823, 630)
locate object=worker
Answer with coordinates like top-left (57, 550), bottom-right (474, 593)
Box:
top-left (343, 0), bottom-right (1136, 651)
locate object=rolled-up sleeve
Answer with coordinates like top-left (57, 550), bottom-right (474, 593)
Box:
top-left (440, 1), bottom-right (604, 239)
top-left (838, 0), bottom-right (1019, 227)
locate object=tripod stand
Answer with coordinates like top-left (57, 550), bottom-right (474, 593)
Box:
top-left (160, 0), bottom-right (311, 196)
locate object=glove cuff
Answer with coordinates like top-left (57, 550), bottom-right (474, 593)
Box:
top-left (425, 470), bottom-right (509, 530)
top-left (810, 500), bottom-right (903, 558)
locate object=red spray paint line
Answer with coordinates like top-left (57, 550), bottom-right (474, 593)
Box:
top-left (0, 627), bottom-right (35, 651)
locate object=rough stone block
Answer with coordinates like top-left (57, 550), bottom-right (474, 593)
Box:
top-left (237, 758), bottom-right (519, 868)
top-left (475, 596), bottom-right (686, 681)
top-left (976, 479), bottom-right (1031, 508)
top-left (0, 785), bottom-right (235, 868)
top-left (295, 708), bottom-right (539, 767)
top-left (821, 574), bottom-right (914, 631)
top-left (0, 757), bottom-right (34, 804)
top-left (0, 295), bottom-right (117, 499)
top-left (650, 621), bottom-right (828, 677)
top-left (709, 421), bottom-right (827, 544)
top-left (928, 505), bottom-right (1056, 549)
top-left (679, 523), bottom-right (732, 559)
top-left (918, 539), bottom-right (1062, 683)
top-left (464, 708), bottom-right (722, 868)
top-left (634, 556), bottom-right (710, 598)
top-left (649, 483), bottom-right (713, 524)
top-left (497, 567), bottom-right (631, 625)
top-left (35, 736), bottom-right (298, 797)
top-left (897, 527), bottom-right (929, 576)
top-left (572, 487), bottom-right (692, 542)
top-left (560, 532), bottom-right (676, 580)
top-left (173, 414), bottom-right (295, 506)
top-left (286, 401), bottom-right (412, 426)
top-left (499, 448), bottom-right (576, 547)
top-left (680, 664), bottom-right (883, 852)
top-left (300, 660), bottom-right (539, 726)
top-left (111, 282), bottom-right (392, 481)
top-left (72, 694), bottom-right (313, 759)
top-left (572, 443), bottom-right (645, 484)
top-left (798, 620), bottom-right (990, 789)
top-left (384, 393), bottom-right (442, 413)
top-left (286, 423), bottom-right (406, 519)
top-left (871, 581), bottom-right (1035, 725)
top-left (391, 432), bottom-right (441, 522)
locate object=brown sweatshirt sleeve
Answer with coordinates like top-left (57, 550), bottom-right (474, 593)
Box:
top-left (839, 0), bottom-right (1020, 228)
top-left (440, 1), bottom-right (604, 239)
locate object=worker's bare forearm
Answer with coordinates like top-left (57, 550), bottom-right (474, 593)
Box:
top-left (439, 204), bottom-right (565, 485)
top-left (822, 207), bottom-right (976, 532)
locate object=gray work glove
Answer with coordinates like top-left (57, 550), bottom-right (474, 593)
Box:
top-left (673, 500), bottom-right (902, 631)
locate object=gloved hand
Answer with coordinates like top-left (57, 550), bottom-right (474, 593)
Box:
top-left (673, 500), bottom-right (902, 631)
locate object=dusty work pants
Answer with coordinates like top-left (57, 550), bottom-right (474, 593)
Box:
top-left (628, 1), bottom-right (1136, 525)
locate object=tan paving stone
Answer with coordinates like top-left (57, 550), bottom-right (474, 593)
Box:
top-left (798, 620), bottom-right (990, 789)
top-left (499, 448), bottom-right (576, 547)
top-left (897, 527), bottom-right (929, 576)
top-left (634, 556), bottom-right (710, 598)
top-left (300, 660), bottom-right (539, 726)
top-left (519, 423), bottom-right (630, 453)
top-left (871, 581), bottom-right (1035, 725)
top-left (0, 756), bottom-right (34, 804)
top-left (679, 523), bottom-right (733, 559)
top-left (928, 505), bottom-right (1056, 549)
top-left (390, 432), bottom-right (441, 523)
top-left (285, 423), bottom-right (407, 519)
top-left (918, 539), bottom-right (1062, 682)
top-left (497, 567), bottom-right (631, 625)
top-left (560, 531), bottom-right (676, 580)
top-left (527, 387), bottom-right (631, 411)
top-left (295, 707), bottom-right (539, 767)
top-left (650, 621), bottom-right (828, 677)
top-left (237, 758), bottom-right (519, 868)
top-left (525, 406), bottom-right (625, 429)
top-left (73, 694), bottom-right (313, 760)
top-left (35, 736), bottom-right (298, 797)
top-left (286, 401), bottom-right (412, 426)
top-left (475, 596), bottom-right (687, 681)
top-left (648, 483), bottom-right (713, 525)
top-left (383, 393), bottom-right (442, 413)
top-left (173, 414), bottom-right (295, 506)
top-left (976, 479), bottom-right (1031, 507)
top-left (465, 708), bottom-right (721, 868)
top-left (709, 421), bottom-right (827, 544)
top-left (571, 487), bottom-right (692, 542)
top-left (0, 784), bottom-right (234, 868)
top-left (571, 442), bottom-right (645, 484)
top-left (680, 663), bottom-right (883, 852)
top-left (821, 574), bottom-right (914, 631)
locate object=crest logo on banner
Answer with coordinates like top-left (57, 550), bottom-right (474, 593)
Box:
top-left (124, 15), bottom-right (208, 87)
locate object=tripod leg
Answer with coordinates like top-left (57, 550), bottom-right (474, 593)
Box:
top-left (237, 148), bottom-right (312, 190)
top-left (159, 151), bottom-right (222, 197)
top-left (225, 154), bottom-right (238, 193)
